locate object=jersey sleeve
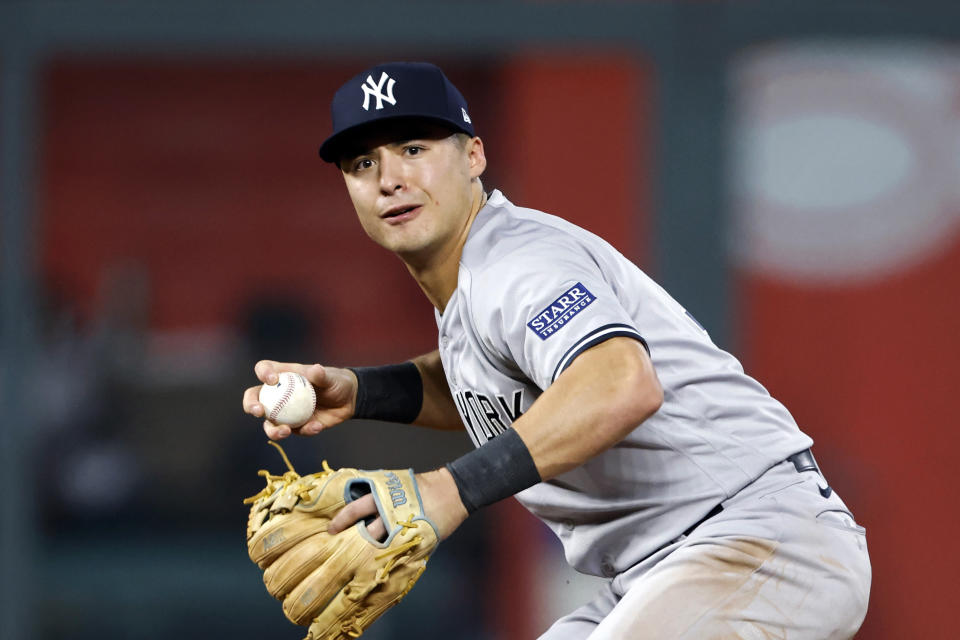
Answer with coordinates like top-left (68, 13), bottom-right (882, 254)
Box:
top-left (467, 236), bottom-right (648, 391)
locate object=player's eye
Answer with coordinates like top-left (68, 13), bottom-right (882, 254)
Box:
top-left (353, 158), bottom-right (374, 172)
top-left (404, 145), bottom-right (424, 156)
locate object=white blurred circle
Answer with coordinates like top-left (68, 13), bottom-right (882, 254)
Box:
top-left (746, 115), bottom-right (913, 209)
top-left (730, 43), bottom-right (960, 284)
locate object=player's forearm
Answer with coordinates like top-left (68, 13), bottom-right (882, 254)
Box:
top-left (513, 337), bottom-right (663, 481)
top-left (411, 350), bottom-right (463, 430)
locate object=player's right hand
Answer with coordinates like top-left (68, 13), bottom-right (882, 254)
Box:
top-left (242, 361), bottom-right (358, 440)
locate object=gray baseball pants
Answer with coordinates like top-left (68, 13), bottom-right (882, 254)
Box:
top-left (539, 458), bottom-right (872, 639)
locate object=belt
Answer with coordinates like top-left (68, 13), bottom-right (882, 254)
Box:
top-left (788, 448), bottom-right (820, 474)
top-left (679, 448), bottom-right (831, 538)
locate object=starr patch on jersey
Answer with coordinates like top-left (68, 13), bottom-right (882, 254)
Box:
top-left (527, 282), bottom-right (596, 340)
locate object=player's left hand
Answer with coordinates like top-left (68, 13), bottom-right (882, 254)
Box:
top-left (245, 446), bottom-right (442, 639)
top-left (328, 467), bottom-right (469, 542)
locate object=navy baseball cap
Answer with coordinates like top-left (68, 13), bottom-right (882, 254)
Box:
top-left (318, 62), bottom-right (476, 163)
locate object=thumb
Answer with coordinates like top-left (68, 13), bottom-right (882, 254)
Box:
top-left (305, 363), bottom-right (328, 388)
top-left (255, 360), bottom-right (280, 385)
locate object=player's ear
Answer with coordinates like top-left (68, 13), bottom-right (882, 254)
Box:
top-left (466, 136), bottom-right (486, 178)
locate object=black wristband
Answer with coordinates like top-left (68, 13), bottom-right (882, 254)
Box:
top-left (347, 362), bottom-right (423, 423)
top-left (445, 429), bottom-right (542, 514)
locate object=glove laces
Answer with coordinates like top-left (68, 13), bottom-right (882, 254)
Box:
top-left (243, 441), bottom-right (334, 504)
top-left (332, 518), bottom-right (426, 639)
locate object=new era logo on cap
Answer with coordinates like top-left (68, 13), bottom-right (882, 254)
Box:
top-left (319, 62), bottom-right (477, 162)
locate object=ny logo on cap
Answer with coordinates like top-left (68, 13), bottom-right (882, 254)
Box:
top-left (361, 72), bottom-right (397, 111)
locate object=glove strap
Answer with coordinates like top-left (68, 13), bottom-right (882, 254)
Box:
top-left (446, 429), bottom-right (542, 514)
top-left (348, 362), bottom-right (423, 423)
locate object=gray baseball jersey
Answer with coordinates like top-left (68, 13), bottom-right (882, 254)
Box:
top-left (435, 190), bottom-right (813, 577)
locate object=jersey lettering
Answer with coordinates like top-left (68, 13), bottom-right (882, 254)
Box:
top-left (454, 388), bottom-right (525, 442)
top-left (464, 391), bottom-right (498, 439)
top-left (496, 389), bottom-right (524, 422)
top-left (454, 392), bottom-right (484, 444)
top-left (477, 394), bottom-right (507, 434)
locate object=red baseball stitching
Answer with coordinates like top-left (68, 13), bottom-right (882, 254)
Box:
top-left (268, 374), bottom-right (298, 423)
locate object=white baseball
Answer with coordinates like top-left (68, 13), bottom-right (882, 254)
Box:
top-left (258, 372), bottom-right (317, 427)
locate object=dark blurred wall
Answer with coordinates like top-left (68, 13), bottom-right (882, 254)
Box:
top-left (39, 59), bottom-right (447, 364)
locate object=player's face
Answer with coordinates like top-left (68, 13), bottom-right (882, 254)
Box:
top-left (338, 122), bottom-right (486, 263)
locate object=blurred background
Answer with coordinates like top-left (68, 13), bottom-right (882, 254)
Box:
top-left (2, 1), bottom-right (958, 638)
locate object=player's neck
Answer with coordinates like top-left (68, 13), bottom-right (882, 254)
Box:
top-left (405, 184), bottom-right (487, 313)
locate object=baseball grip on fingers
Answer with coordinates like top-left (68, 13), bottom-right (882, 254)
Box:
top-left (259, 372), bottom-right (317, 427)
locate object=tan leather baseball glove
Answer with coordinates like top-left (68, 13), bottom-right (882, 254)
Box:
top-left (245, 443), bottom-right (439, 639)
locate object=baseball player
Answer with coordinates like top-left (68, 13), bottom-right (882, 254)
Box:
top-left (242, 62), bottom-right (871, 638)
